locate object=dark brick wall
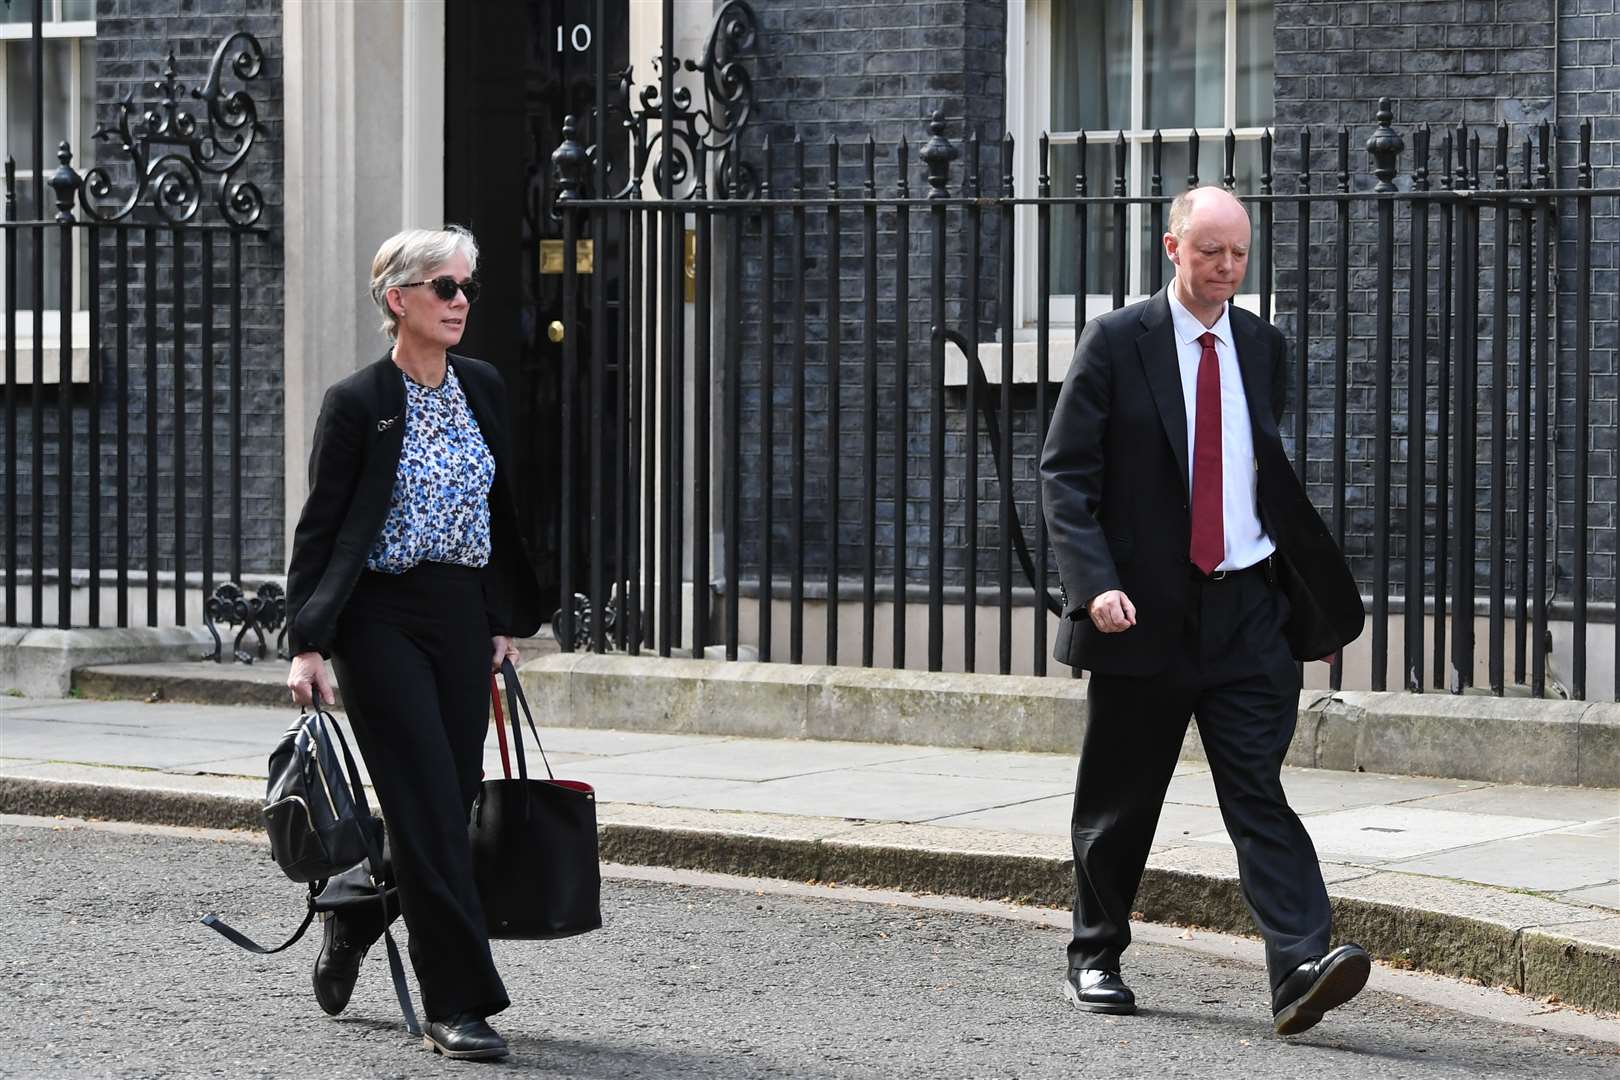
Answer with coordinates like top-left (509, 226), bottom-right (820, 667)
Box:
top-left (1271, 0), bottom-right (1619, 617)
top-left (731, 0), bottom-right (1008, 590)
top-left (6, 0), bottom-right (284, 607)
top-left (1555, 0), bottom-right (1620, 612)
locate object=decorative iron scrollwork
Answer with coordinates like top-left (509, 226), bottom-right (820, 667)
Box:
top-left (567, 0), bottom-right (759, 202)
top-left (552, 590), bottom-right (620, 652)
top-left (80, 31), bottom-right (266, 225)
top-left (203, 581), bottom-right (288, 664)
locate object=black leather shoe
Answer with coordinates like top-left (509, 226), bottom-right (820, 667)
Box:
top-left (423, 1013), bottom-right (510, 1061)
top-left (311, 911), bottom-right (370, 1017)
top-left (1062, 968), bottom-right (1137, 1015)
top-left (1272, 943), bottom-right (1371, 1036)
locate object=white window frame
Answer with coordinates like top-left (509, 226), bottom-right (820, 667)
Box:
top-left (0, 7), bottom-right (95, 382)
top-left (1007, 0), bottom-right (1270, 332)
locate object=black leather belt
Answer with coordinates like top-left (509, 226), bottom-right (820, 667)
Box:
top-left (1193, 554), bottom-right (1276, 584)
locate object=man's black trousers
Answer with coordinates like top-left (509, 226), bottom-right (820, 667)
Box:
top-left (330, 562), bottom-right (509, 1022)
top-left (1067, 564), bottom-right (1331, 989)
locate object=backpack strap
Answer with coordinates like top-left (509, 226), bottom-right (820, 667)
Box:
top-left (380, 926), bottom-right (419, 1035)
top-left (360, 824), bottom-right (420, 1036)
top-left (320, 707), bottom-right (421, 1037)
top-left (201, 881), bottom-right (321, 955)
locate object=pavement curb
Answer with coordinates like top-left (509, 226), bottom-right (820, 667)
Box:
top-left (4, 774), bottom-right (1614, 1014)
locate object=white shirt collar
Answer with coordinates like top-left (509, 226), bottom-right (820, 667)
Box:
top-left (1166, 282), bottom-right (1233, 350)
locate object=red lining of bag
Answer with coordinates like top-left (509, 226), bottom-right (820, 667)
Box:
top-left (546, 780), bottom-right (595, 795)
top-left (490, 674), bottom-right (513, 779)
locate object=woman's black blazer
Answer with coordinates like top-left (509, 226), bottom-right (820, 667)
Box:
top-left (286, 353), bottom-right (543, 658)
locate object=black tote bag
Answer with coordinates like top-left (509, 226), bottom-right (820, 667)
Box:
top-left (469, 658), bottom-right (602, 939)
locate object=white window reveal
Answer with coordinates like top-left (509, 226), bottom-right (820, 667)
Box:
top-left (955, 0), bottom-right (1274, 386)
top-left (0, 0), bottom-right (96, 385)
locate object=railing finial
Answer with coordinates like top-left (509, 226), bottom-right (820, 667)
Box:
top-left (553, 114), bottom-right (589, 200)
top-left (1367, 97), bottom-right (1404, 193)
top-left (920, 110), bottom-right (958, 199)
top-left (48, 141), bottom-right (80, 223)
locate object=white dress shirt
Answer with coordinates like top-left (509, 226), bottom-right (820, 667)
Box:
top-left (1166, 286), bottom-right (1276, 572)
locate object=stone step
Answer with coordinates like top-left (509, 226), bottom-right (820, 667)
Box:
top-left (520, 653), bottom-right (1620, 789)
top-left (72, 634), bottom-right (562, 710)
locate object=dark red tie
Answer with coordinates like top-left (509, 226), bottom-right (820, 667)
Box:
top-left (1190, 331), bottom-right (1224, 575)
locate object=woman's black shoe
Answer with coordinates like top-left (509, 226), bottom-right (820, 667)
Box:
top-left (312, 912), bottom-right (370, 1016)
top-left (423, 1013), bottom-right (510, 1061)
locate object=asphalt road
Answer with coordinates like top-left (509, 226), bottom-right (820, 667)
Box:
top-left (1, 818), bottom-right (1615, 1080)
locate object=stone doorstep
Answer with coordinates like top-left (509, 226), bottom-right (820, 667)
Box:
top-left (1, 773), bottom-right (1615, 1015)
top-left (68, 634), bottom-right (563, 710)
top-left (521, 653), bottom-right (1620, 789)
top-left (1, 627), bottom-right (217, 699)
top-left (74, 662), bottom-right (341, 710)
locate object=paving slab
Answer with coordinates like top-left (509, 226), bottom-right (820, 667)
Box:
top-left (925, 795), bottom-right (1235, 851)
top-left (1390, 829), bottom-right (1620, 893)
top-left (566, 737), bottom-right (944, 782)
top-left (1403, 783), bottom-right (1620, 821)
top-left (1557, 882), bottom-right (1620, 910)
top-left (1555, 816), bottom-right (1620, 840)
top-left (854, 747), bottom-right (1088, 785)
top-left (643, 766), bottom-right (1074, 822)
top-left (1, 698), bottom-right (291, 736)
top-left (1165, 765), bottom-right (1487, 814)
top-left (566, 771), bottom-right (758, 808)
top-left (1145, 845), bottom-right (1380, 887)
top-left (923, 792), bottom-right (1073, 838)
top-left (0, 717), bottom-right (261, 771)
top-left (597, 803), bottom-right (867, 843)
top-left (1192, 804), bottom-right (1581, 863)
top-left (512, 726), bottom-right (716, 757)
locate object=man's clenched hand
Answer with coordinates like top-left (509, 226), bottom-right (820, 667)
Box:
top-left (1088, 590), bottom-right (1137, 634)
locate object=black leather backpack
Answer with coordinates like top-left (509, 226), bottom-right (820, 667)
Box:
top-left (202, 707), bottom-right (419, 1035)
top-left (261, 708), bottom-right (380, 882)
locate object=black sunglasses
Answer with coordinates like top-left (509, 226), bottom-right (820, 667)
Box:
top-left (399, 275), bottom-right (480, 304)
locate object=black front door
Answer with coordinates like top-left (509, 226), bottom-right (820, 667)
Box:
top-left (446, 0), bottom-right (629, 622)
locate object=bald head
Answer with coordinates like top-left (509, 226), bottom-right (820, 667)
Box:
top-left (1167, 185), bottom-right (1251, 240)
top-left (1164, 186), bottom-right (1251, 323)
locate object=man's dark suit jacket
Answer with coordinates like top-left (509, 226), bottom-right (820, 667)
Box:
top-left (286, 353), bottom-right (543, 658)
top-left (1040, 288), bottom-right (1364, 676)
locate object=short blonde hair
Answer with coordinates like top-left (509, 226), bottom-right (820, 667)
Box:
top-left (369, 225), bottom-right (480, 340)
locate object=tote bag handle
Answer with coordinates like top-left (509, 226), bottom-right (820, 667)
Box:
top-left (490, 674), bottom-right (514, 780)
top-left (498, 658), bottom-right (554, 782)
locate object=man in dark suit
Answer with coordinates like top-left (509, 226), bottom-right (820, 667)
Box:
top-left (1040, 186), bottom-right (1368, 1036)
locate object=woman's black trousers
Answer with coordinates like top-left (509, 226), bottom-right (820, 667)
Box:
top-left (329, 561), bottom-right (508, 1022)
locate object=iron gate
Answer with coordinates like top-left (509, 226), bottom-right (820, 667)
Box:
top-left (0, 23), bottom-right (270, 659)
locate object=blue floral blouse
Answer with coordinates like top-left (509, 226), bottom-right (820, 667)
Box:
top-left (365, 366), bottom-right (496, 573)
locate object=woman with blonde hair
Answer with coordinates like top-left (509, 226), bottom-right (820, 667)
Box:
top-left (284, 224), bottom-right (541, 1060)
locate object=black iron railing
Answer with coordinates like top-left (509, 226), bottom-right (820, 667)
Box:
top-left (552, 82), bottom-right (1620, 702)
top-left (1, 28), bottom-right (269, 654)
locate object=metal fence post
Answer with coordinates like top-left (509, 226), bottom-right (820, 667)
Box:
top-left (920, 110), bottom-right (957, 673)
top-left (552, 115), bottom-right (587, 652)
top-left (1366, 99), bottom-right (1403, 691)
